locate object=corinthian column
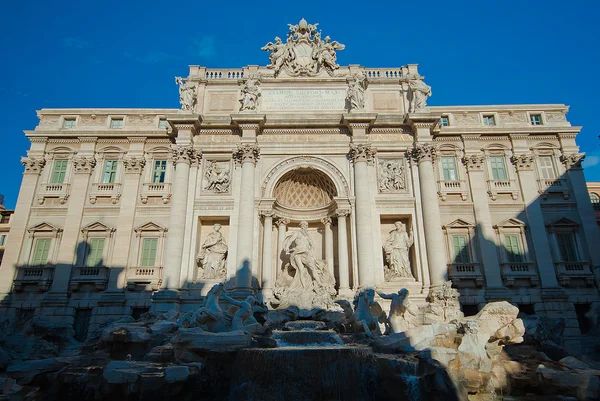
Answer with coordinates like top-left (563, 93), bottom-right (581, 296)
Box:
top-left (232, 144), bottom-right (260, 292)
top-left (348, 144), bottom-right (377, 287)
top-left (260, 210), bottom-right (274, 297)
top-left (411, 143), bottom-right (447, 287)
top-left (161, 145), bottom-right (201, 289)
top-left (321, 217), bottom-right (334, 274)
top-left (336, 209), bottom-right (350, 293)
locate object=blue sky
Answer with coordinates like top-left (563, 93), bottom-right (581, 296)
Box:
top-left (0, 0), bottom-right (598, 209)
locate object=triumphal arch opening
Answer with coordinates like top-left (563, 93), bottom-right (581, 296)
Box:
top-left (1, 19), bottom-right (599, 353)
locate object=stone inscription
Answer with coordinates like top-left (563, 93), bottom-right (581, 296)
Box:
top-left (261, 89), bottom-right (346, 111)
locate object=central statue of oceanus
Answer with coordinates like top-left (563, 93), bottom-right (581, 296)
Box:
top-left (261, 18), bottom-right (345, 77)
top-left (272, 221), bottom-right (337, 311)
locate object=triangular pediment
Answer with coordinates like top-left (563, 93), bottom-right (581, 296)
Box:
top-left (81, 221), bottom-right (114, 233)
top-left (494, 218), bottom-right (526, 229)
top-left (443, 219), bottom-right (475, 229)
top-left (27, 222), bottom-right (62, 233)
top-left (548, 217), bottom-right (579, 228)
top-left (134, 222), bottom-right (167, 233)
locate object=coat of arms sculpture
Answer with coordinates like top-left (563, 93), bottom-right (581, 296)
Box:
top-left (261, 19), bottom-right (345, 77)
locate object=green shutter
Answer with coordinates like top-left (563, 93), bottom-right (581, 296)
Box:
top-left (103, 160), bottom-right (118, 184)
top-left (504, 235), bottom-right (522, 263)
top-left (141, 238), bottom-right (158, 267)
top-left (50, 160), bottom-right (68, 184)
top-left (441, 157), bottom-right (457, 181)
top-left (452, 235), bottom-right (469, 263)
top-left (86, 238), bottom-right (105, 267)
top-left (32, 238), bottom-right (51, 265)
top-left (152, 160), bottom-right (166, 183)
top-left (557, 233), bottom-right (577, 262)
top-left (490, 156), bottom-right (507, 180)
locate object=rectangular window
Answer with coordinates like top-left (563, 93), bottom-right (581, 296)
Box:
top-left (504, 235), bottom-right (523, 263)
top-left (141, 238), bottom-right (158, 267)
top-left (530, 114), bottom-right (543, 126)
top-left (152, 160), bottom-right (167, 183)
top-left (110, 118), bottom-right (123, 129)
top-left (452, 235), bottom-right (470, 263)
top-left (50, 160), bottom-right (68, 184)
top-left (102, 160), bottom-right (118, 184)
top-left (62, 118), bottom-right (76, 129)
top-left (490, 156), bottom-right (507, 180)
top-left (85, 238), bottom-right (105, 267)
top-left (538, 156), bottom-right (556, 179)
top-left (158, 119), bottom-right (169, 129)
top-left (0, 235), bottom-right (6, 246)
top-left (31, 238), bottom-right (51, 265)
top-left (557, 233), bottom-right (578, 262)
top-left (483, 115), bottom-right (496, 126)
top-left (441, 157), bottom-right (458, 181)
top-left (440, 116), bottom-right (449, 127)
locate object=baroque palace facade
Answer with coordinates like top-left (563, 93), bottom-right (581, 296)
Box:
top-left (1, 20), bottom-right (599, 348)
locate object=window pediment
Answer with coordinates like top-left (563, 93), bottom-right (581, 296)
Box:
top-left (134, 222), bottom-right (168, 235)
top-left (442, 219), bottom-right (475, 230)
top-left (547, 217), bottom-right (579, 229)
top-left (494, 218), bottom-right (525, 230)
top-left (27, 222), bottom-right (62, 234)
top-left (81, 221), bottom-right (115, 235)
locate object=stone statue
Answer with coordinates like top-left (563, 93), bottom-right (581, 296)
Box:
top-left (262, 19), bottom-right (344, 77)
top-left (407, 75), bottom-right (431, 113)
top-left (352, 288), bottom-right (386, 337)
top-left (177, 283), bottom-right (229, 332)
top-left (346, 74), bottom-right (366, 112)
top-left (175, 76), bottom-right (197, 112)
top-left (239, 78), bottom-right (260, 111)
top-left (423, 281), bottom-right (464, 324)
top-left (220, 293), bottom-right (267, 332)
top-left (383, 221), bottom-right (414, 280)
top-left (272, 221), bottom-right (337, 311)
top-left (197, 224), bottom-right (228, 279)
top-left (377, 288), bottom-right (419, 333)
top-left (378, 159), bottom-right (405, 192)
top-left (203, 161), bottom-right (231, 193)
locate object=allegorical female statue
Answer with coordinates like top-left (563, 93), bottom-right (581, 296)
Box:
top-left (384, 221), bottom-right (414, 278)
top-left (197, 224), bottom-right (228, 279)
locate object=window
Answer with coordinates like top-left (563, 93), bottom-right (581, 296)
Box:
top-left (530, 114), bottom-right (543, 126)
top-left (452, 235), bottom-right (471, 263)
top-left (63, 118), bottom-right (76, 129)
top-left (152, 160), bottom-right (167, 183)
top-left (440, 116), bottom-right (449, 127)
top-left (590, 193), bottom-right (600, 210)
top-left (556, 233), bottom-right (579, 262)
top-left (110, 118), bottom-right (124, 129)
top-left (31, 238), bottom-right (51, 265)
top-left (483, 115), bottom-right (496, 127)
top-left (102, 160), bottom-right (118, 184)
top-left (504, 235), bottom-right (524, 263)
top-left (50, 160), bottom-right (68, 184)
top-left (141, 238), bottom-right (158, 267)
top-left (85, 238), bottom-right (105, 267)
top-left (441, 157), bottom-right (458, 181)
top-left (489, 156), bottom-right (507, 180)
top-left (0, 235), bottom-right (6, 246)
top-left (158, 119), bottom-right (169, 129)
top-left (538, 156), bottom-right (556, 179)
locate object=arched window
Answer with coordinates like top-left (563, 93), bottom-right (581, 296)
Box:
top-left (590, 193), bottom-right (600, 210)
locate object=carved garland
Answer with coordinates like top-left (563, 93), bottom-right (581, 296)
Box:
top-left (72, 156), bottom-right (97, 174)
top-left (410, 143), bottom-right (437, 163)
top-left (21, 157), bottom-right (46, 174)
top-left (232, 144), bottom-right (260, 165)
top-left (348, 144), bottom-right (376, 164)
top-left (560, 153), bottom-right (585, 170)
top-left (511, 153), bottom-right (536, 171)
top-left (462, 155), bottom-right (485, 171)
top-left (172, 146), bottom-right (202, 165)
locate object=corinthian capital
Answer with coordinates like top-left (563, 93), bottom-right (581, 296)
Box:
top-left (560, 153), bottom-right (585, 170)
top-left (171, 145), bottom-right (201, 165)
top-left (410, 143), bottom-right (437, 163)
top-left (511, 153), bottom-right (536, 171)
top-left (73, 156), bottom-right (97, 174)
top-left (21, 157), bottom-right (46, 174)
top-left (123, 157), bottom-right (146, 174)
top-left (462, 155), bottom-right (485, 171)
top-left (233, 144), bottom-right (260, 165)
top-left (348, 144), bottom-right (376, 164)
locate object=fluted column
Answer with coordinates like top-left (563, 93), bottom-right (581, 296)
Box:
top-left (512, 153), bottom-right (559, 288)
top-left (233, 144), bottom-right (260, 292)
top-left (161, 145), bottom-right (200, 289)
top-left (261, 210), bottom-right (274, 297)
top-left (411, 143), bottom-right (447, 287)
top-left (348, 144), bottom-right (377, 287)
top-left (276, 217), bottom-right (289, 273)
top-left (462, 153), bottom-right (504, 288)
top-left (322, 217), bottom-right (334, 274)
top-left (336, 209), bottom-right (350, 292)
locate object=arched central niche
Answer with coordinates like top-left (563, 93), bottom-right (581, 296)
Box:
top-left (274, 168), bottom-right (337, 210)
